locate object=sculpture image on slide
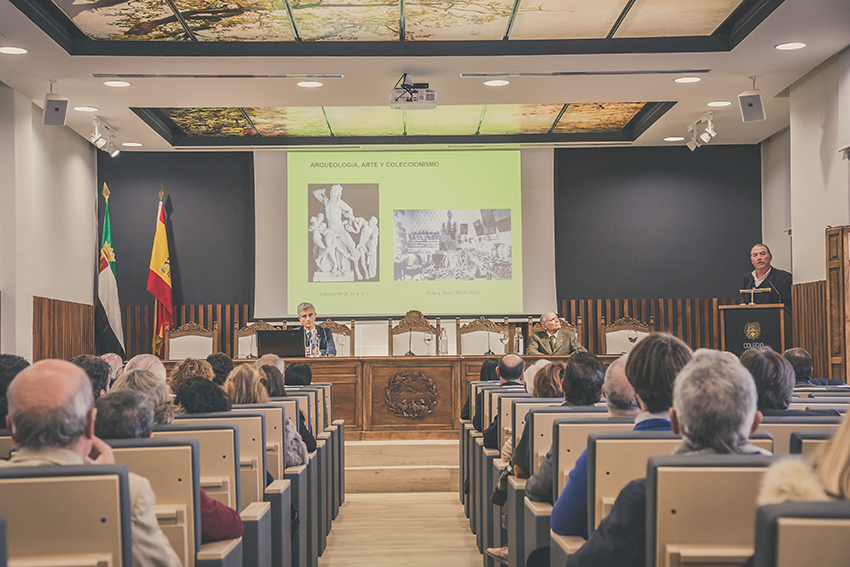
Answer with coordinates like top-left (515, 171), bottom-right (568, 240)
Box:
top-left (393, 208), bottom-right (512, 281)
top-left (308, 183), bottom-right (379, 283)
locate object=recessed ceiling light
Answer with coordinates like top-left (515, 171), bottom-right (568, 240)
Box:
top-left (297, 81), bottom-right (323, 88)
top-left (674, 77), bottom-right (701, 84)
top-left (707, 101), bottom-right (732, 107)
top-left (103, 80), bottom-right (131, 88)
top-left (0, 47), bottom-right (28, 55)
top-left (775, 42), bottom-right (806, 51)
top-left (73, 106), bottom-right (99, 112)
top-left (122, 142), bottom-right (143, 147)
top-left (484, 80), bottom-right (510, 87)
top-left (664, 136), bottom-right (685, 142)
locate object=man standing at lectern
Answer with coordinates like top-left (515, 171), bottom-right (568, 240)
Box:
top-left (295, 302), bottom-right (336, 357)
top-left (526, 311), bottom-right (586, 356)
top-left (741, 244), bottom-right (792, 308)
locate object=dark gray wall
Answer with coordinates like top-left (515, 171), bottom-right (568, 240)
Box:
top-left (97, 151), bottom-right (255, 308)
top-left (554, 145), bottom-right (762, 300)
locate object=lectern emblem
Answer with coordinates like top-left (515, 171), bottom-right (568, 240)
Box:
top-left (385, 371), bottom-right (438, 419)
top-left (744, 322), bottom-right (762, 340)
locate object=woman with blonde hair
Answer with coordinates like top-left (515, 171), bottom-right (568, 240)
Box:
top-left (112, 368), bottom-right (176, 424)
top-left (223, 365), bottom-right (269, 405)
top-left (533, 361), bottom-right (565, 399)
top-left (169, 358), bottom-right (215, 392)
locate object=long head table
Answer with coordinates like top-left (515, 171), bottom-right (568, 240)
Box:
top-left (164, 355), bottom-right (619, 440)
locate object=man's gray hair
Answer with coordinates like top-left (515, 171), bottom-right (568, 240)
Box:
top-left (124, 354), bottom-right (167, 382)
top-left (297, 302), bottom-right (315, 314)
top-left (8, 374), bottom-right (94, 449)
top-left (673, 350), bottom-right (757, 453)
top-left (540, 312), bottom-right (556, 325)
top-left (604, 356), bottom-right (639, 412)
top-left (94, 390), bottom-right (154, 440)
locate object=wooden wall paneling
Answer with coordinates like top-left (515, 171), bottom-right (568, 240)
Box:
top-left (712, 298), bottom-right (720, 349)
top-left (32, 297), bottom-right (95, 361)
top-left (794, 280), bottom-right (829, 380)
top-left (135, 306), bottom-right (142, 357)
top-left (825, 227), bottom-right (848, 382)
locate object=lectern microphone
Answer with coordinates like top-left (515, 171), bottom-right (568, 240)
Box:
top-left (739, 287), bottom-right (771, 305)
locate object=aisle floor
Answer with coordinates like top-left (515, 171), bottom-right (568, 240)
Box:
top-left (318, 492), bottom-right (482, 567)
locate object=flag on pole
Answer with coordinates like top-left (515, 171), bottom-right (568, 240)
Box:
top-left (147, 186), bottom-right (173, 358)
top-left (95, 183), bottom-right (126, 358)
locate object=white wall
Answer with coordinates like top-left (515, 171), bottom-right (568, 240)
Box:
top-left (789, 50), bottom-right (850, 283)
top-left (761, 128), bottom-right (792, 270)
top-left (0, 81), bottom-right (96, 358)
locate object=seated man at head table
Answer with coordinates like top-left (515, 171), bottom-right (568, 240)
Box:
top-left (741, 243), bottom-right (792, 307)
top-left (566, 349), bottom-right (770, 567)
top-left (95, 389), bottom-right (244, 543)
top-left (2, 359), bottom-right (183, 567)
top-left (294, 302), bottom-right (336, 357)
top-left (526, 311), bottom-right (587, 356)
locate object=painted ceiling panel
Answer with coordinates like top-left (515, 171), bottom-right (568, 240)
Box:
top-left (244, 107), bottom-right (330, 136)
top-left (324, 106), bottom-right (405, 135)
top-left (552, 102), bottom-right (645, 133)
top-left (478, 104), bottom-right (564, 135)
top-left (164, 108), bottom-right (257, 136)
top-left (613, 0), bottom-right (743, 38)
top-left (56, 0), bottom-right (183, 41)
top-left (291, 0), bottom-right (400, 40)
top-left (403, 0), bottom-right (514, 41)
top-left (508, 0), bottom-right (627, 40)
top-left (170, 0), bottom-right (296, 41)
top-left (405, 105), bottom-right (484, 135)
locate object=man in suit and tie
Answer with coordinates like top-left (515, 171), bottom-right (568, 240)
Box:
top-left (295, 302), bottom-right (336, 357)
top-left (526, 311), bottom-right (586, 356)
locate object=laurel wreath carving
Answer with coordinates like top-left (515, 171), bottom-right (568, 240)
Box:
top-left (460, 316), bottom-right (506, 333)
top-left (236, 319), bottom-right (280, 335)
top-left (320, 319), bottom-right (352, 336)
top-left (606, 316), bottom-right (650, 333)
top-left (385, 371), bottom-right (438, 419)
top-left (170, 321), bottom-right (213, 338)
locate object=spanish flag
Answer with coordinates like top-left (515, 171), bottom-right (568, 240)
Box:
top-left (147, 195), bottom-right (173, 358)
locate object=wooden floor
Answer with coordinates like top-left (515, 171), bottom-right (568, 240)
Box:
top-left (319, 492), bottom-right (482, 566)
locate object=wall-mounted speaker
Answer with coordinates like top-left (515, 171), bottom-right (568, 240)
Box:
top-left (42, 93), bottom-right (69, 127)
top-left (738, 90), bottom-right (766, 122)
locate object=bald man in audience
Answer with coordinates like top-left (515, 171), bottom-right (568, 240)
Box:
top-left (526, 312), bottom-right (586, 355)
top-left (566, 350), bottom-right (768, 567)
top-left (100, 352), bottom-right (124, 386)
top-left (1, 360), bottom-right (182, 567)
top-left (551, 334), bottom-right (691, 538)
top-left (602, 356), bottom-right (640, 418)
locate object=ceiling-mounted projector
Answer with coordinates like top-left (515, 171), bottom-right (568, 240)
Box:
top-left (390, 73), bottom-right (437, 110)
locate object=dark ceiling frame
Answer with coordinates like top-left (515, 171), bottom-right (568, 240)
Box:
top-left (132, 102), bottom-right (676, 147)
top-left (11, 0), bottom-right (783, 57)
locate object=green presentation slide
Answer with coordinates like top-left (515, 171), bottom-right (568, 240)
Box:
top-left (287, 150), bottom-right (522, 315)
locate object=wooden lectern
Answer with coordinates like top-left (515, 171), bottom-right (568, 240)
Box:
top-left (719, 303), bottom-right (792, 356)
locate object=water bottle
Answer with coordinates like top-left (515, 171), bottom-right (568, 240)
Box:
top-left (514, 328), bottom-right (523, 353)
top-left (311, 331), bottom-right (320, 357)
top-left (440, 328), bottom-right (448, 355)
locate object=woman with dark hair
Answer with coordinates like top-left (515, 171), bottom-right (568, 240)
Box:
top-left (461, 357), bottom-right (499, 421)
top-left (174, 376), bottom-right (232, 413)
top-left (262, 364), bottom-right (317, 453)
top-left (284, 362), bottom-right (312, 386)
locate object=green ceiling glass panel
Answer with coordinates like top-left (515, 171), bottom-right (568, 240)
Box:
top-left (164, 108), bottom-right (257, 136)
top-left (55, 0), bottom-right (185, 41)
top-left (244, 107), bottom-right (331, 136)
top-left (323, 106), bottom-right (405, 136)
top-left (508, 0), bottom-right (627, 40)
top-left (405, 105), bottom-right (484, 135)
top-left (478, 104), bottom-right (564, 135)
top-left (291, 0), bottom-right (400, 41)
top-left (170, 0), bottom-right (296, 41)
top-left (552, 102), bottom-right (646, 133)
top-left (614, 0), bottom-right (743, 38)
top-left (404, 0), bottom-right (514, 40)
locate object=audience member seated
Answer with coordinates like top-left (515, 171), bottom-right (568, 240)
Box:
top-left (226, 365), bottom-right (309, 467)
top-left (261, 365), bottom-right (316, 453)
top-left (480, 354), bottom-right (525, 446)
top-left (174, 376), bottom-right (232, 413)
top-left (601, 357), bottom-right (641, 419)
top-left (512, 352), bottom-right (601, 479)
top-left (784, 347), bottom-right (846, 386)
top-left (70, 354), bottom-right (111, 399)
top-left (206, 352), bottom-right (234, 386)
top-left (112, 369), bottom-right (177, 424)
top-left (1, 359), bottom-right (182, 567)
top-left (461, 357), bottom-right (498, 422)
top-left (524, 354), bottom-right (604, 503)
top-left (551, 334), bottom-right (691, 538)
top-left (124, 353), bottom-right (167, 382)
top-left (743, 346), bottom-right (840, 416)
top-left (566, 349), bottom-right (768, 567)
top-left (0, 354), bottom-right (29, 423)
top-left (95, 390), bottom-right (244, 544)
top-left (258, 354), bottom-right (285, 377)
top-left (170, 357), bottom-right (215, 392)
top-left (100, 352), bottom-right (124, 387)
top-left (284, 361), bottom-right (312, 386)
